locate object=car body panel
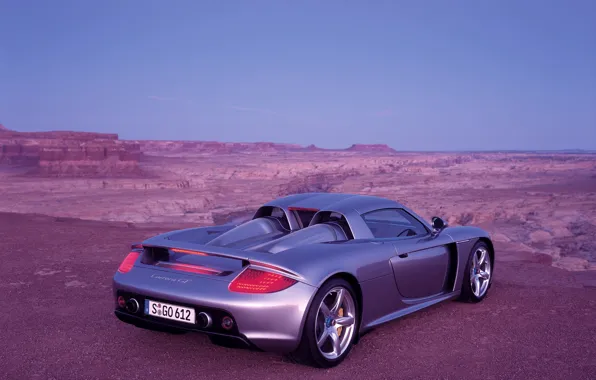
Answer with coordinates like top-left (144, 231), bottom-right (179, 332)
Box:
top-left (112, 192), bottom-right (494, 353)
top-left (113, 266), bottom-right (316, 352)
top-left (390, 242), bottom-right (451, 299)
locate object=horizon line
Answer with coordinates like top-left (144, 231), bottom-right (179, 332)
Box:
top-left (1, 126), bottom-right (594, 153)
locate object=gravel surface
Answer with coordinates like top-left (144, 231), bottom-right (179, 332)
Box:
top-left (1, 212), bottom-right (595, 380)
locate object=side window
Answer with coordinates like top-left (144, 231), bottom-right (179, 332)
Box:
top-left (362, 208), bottom-right (428, 238)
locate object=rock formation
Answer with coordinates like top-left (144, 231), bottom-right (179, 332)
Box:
top-left (346, 144), bottom-right (396, 153)
top-left (0, 126), bottom-right (141, 177)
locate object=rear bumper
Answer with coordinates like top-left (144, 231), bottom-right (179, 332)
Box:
top-left (114, 309), bottom-right (255, 348)
top-left (112, 266), bottom-right (317, 353)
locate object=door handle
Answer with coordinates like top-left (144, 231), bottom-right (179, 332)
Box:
top-left (398, 253), bottom-right (408, 258)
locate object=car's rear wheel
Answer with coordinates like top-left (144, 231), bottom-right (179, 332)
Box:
top-left (287, 278), bottom-right (359, 368)
top-left (459, 241), bottom-right (493, 303)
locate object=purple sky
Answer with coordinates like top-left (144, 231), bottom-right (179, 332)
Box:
top-left (1, 0), bottom-right (595, 150)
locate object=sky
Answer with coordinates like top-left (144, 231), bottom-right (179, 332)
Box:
top-left (0, 0), bottom-right (595, 151)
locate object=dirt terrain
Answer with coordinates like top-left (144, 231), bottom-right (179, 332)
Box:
top-left (1, 212), bottom-right (595, 380)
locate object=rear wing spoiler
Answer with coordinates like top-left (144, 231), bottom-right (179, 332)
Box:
top-left (135, 234), bottom-right (302, 279)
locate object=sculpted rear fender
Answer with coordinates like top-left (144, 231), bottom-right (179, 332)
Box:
top-left (292, 269), bottom-right (363, 347)
top-left (262, 241), bottom-right (394, 287)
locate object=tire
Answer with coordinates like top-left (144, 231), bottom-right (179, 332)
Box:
top-left (458, 241), bottom-right (493, 303)
top-left (287, 278), bottom-right (359, 368)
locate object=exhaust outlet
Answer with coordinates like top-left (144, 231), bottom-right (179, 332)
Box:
top-left (197, 312), bottom-right (212, 328)
top-left (125, 298), bottom-right (139, 313)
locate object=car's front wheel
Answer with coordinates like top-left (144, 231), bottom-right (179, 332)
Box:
top-left (288, 278), bottom-right (359, 368)
top-left (459, 241), bottom-right (493, 303)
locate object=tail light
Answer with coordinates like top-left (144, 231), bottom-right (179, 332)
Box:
top-left (118, 251), bottom-right (140, 273)
top-left (228, 268), bottom-right (297, 293)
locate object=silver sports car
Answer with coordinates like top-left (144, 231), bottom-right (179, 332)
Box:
top-left (113, 192), bottom-right (494, 367)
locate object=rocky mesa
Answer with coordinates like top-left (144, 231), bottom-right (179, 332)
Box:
top-left (0, 124), bottom-right (141, 177)
top-left (346, 143), bottom-right (397, 153)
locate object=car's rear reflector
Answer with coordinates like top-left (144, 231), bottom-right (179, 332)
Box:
top-left (118, 251), bottom-right (140, 273)
top-left (156, 262), bottom-right (222, 276)
top-left (228, 268), bottom-right (297, 293)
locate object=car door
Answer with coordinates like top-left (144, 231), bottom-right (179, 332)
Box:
top-left (389, 234), bottom-right (453, 299)
top-left (361, 208), bottom-right (453, 299)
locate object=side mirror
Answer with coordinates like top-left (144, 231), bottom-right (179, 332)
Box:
top-left (431, 216), bottom-right (447, 232)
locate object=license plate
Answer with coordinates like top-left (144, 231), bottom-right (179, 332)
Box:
top-left (144, 299), bottom-right (195, 324)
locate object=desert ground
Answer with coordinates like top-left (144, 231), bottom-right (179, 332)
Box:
top-left (1, 127), bottom-right (596, 378)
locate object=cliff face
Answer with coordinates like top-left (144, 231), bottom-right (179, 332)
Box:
top-left (0, 143), bottom-right (40, 165)
top-left (0, 127), bottom-right (141, 177)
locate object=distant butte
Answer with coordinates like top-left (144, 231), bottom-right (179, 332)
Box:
top-left (305, 144), bottom-right (322, 151)
top-left (346, 143), bottom-right (396, 153)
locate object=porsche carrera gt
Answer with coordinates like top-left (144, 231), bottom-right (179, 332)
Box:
top-left (113, 192), bottom-right (494, 367)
